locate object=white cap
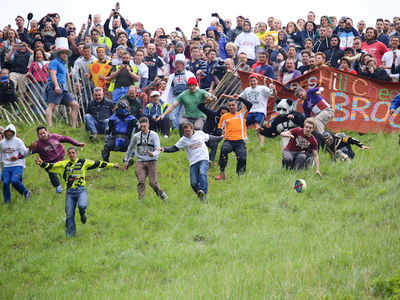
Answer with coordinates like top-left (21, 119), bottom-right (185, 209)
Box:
top-left (150, 91), bottom-right (161, 97)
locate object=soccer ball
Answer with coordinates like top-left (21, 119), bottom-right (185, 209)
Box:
top-left (294, 179), bottom-right (307, 193)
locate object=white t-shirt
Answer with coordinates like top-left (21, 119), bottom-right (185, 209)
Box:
top-left (381, 49), bottom-right (400, 79)
top-left (133, 62), bottom-right (149, 87)
top-left (175, 131), bottom-right (210, 166)
top-left (240, 86), bottom-right (273, 114)
top-left (234, 32), bottom-right (261, 60)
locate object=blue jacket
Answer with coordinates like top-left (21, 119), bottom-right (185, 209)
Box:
top-left (206, 26), bottom-right (228, 59)
top-left (334, 27), bottom-right (360, 49)
top-left (255, 64), bottom-right (275, 79)
top-left (390, 93), bottom-right (400, 111)
top-left (144, 100), bottom-right (170, 118)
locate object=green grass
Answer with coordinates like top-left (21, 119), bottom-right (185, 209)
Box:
top-left (1, 119), bottom-right (400, 299)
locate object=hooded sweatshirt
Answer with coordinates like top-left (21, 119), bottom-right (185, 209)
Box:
top-left (112, 45), bottom-right (127, 66)
top-left (315, 16), bottom-right (332, 39)
top-left (300, 22), bottom-right (317, 49)
top-left (0, 124), bottom-right (31, 168)
top-left (277, 31), bottom-right (289, 53)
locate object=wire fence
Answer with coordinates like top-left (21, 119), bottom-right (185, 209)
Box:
top-left (2, 60), bottom-right (245, 127)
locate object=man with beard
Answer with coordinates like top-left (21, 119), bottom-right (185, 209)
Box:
top-left (227, 16), bottom-right (244, 42)
top-left (324, 34), bottom-right (344, 68)
top-left (361, 27), bottom-right (389, 65)
top-left (45, 38), bottom-right (79, 128)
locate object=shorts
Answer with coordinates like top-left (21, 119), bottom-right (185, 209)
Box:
top-left (246, 112), bottom-right (265, 126)
top-left (46, 85), bottom-right (75, 105)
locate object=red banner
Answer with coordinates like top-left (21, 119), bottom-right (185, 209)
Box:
top-left (238, 67), bottom-right (400, 133)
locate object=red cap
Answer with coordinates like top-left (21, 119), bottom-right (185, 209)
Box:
top-left (248, 73), bottom-right (259, 81)
top-left (187, 77), bottom-right (198, 87)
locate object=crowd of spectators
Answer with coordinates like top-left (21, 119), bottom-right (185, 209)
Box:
top-left (0, 10), bottom-right (399, 114)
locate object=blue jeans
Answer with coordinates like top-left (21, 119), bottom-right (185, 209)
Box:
top-left (2, 166), bottom-right (29, 204)
top-left (189, 160), bottom-right (209, 194)
top-left (112, 87), bottom-right (129, 104)
top-left (65, 186), bottom-right (88, 237)
top-left (85, 114), bottom-right (108, 134)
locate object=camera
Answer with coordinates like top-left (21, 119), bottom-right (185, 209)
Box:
top-left (89, 14), bottom-right (92, 21)
top-left (212, 59), bottom-right (227, 80)
top-left (187, 66), bottom-right (194, 73)
top-left (49, 13), bottom-right (56, 18)
top-left (123, 61), bottom-right (130, 65)
top-left (211, 13), bottom-right (218, 17)
top-left (160, 35), bottom-right (168, 39)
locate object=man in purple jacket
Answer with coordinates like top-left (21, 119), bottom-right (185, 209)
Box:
top-left (19, 125), bottom-right (85, 194)
top-left (294, 86), bottom-right (335, 133)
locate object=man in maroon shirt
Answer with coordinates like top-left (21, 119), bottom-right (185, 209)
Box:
top-left (280, 118), bottom-right (322, 177)
top-left (16, 125), bottom-right (85, 194)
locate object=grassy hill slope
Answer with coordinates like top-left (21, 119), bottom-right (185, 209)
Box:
top-left (1, 121), bottom-right (399, 299)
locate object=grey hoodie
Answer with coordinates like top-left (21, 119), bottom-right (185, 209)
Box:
top-left (0, 124), bottom-right (31, 168)
top-left (112, 45), bottom-right (127, 66)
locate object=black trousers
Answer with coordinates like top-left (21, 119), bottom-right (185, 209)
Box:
top-left (149, 116), bottom-right (170, 136)
top-left (102, 138), bottom-right (131, 162)
top-left (218, 140), bottom-right (247, 175)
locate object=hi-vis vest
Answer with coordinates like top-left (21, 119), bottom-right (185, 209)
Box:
top-left (145, 102), bottom-right (169, 115)
top-left (108, 64), bottom-right (138, 92)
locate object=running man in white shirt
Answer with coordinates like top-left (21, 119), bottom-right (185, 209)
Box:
top-left (158, 122), bottom-right (223, 202)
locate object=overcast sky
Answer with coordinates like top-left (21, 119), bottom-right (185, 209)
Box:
top-left (2, 0), bottom-right (400, 37)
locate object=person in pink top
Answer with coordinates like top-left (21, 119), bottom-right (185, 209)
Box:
top-left (27, 48), bottom-right (50, 112)
top-left (361, 27), bottom-right (389, 66)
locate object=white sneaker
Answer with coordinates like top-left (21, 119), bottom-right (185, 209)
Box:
top-left (159, 191), bottom-right (168, 203)
top-left (164, 135), bottom-right (169, 139)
